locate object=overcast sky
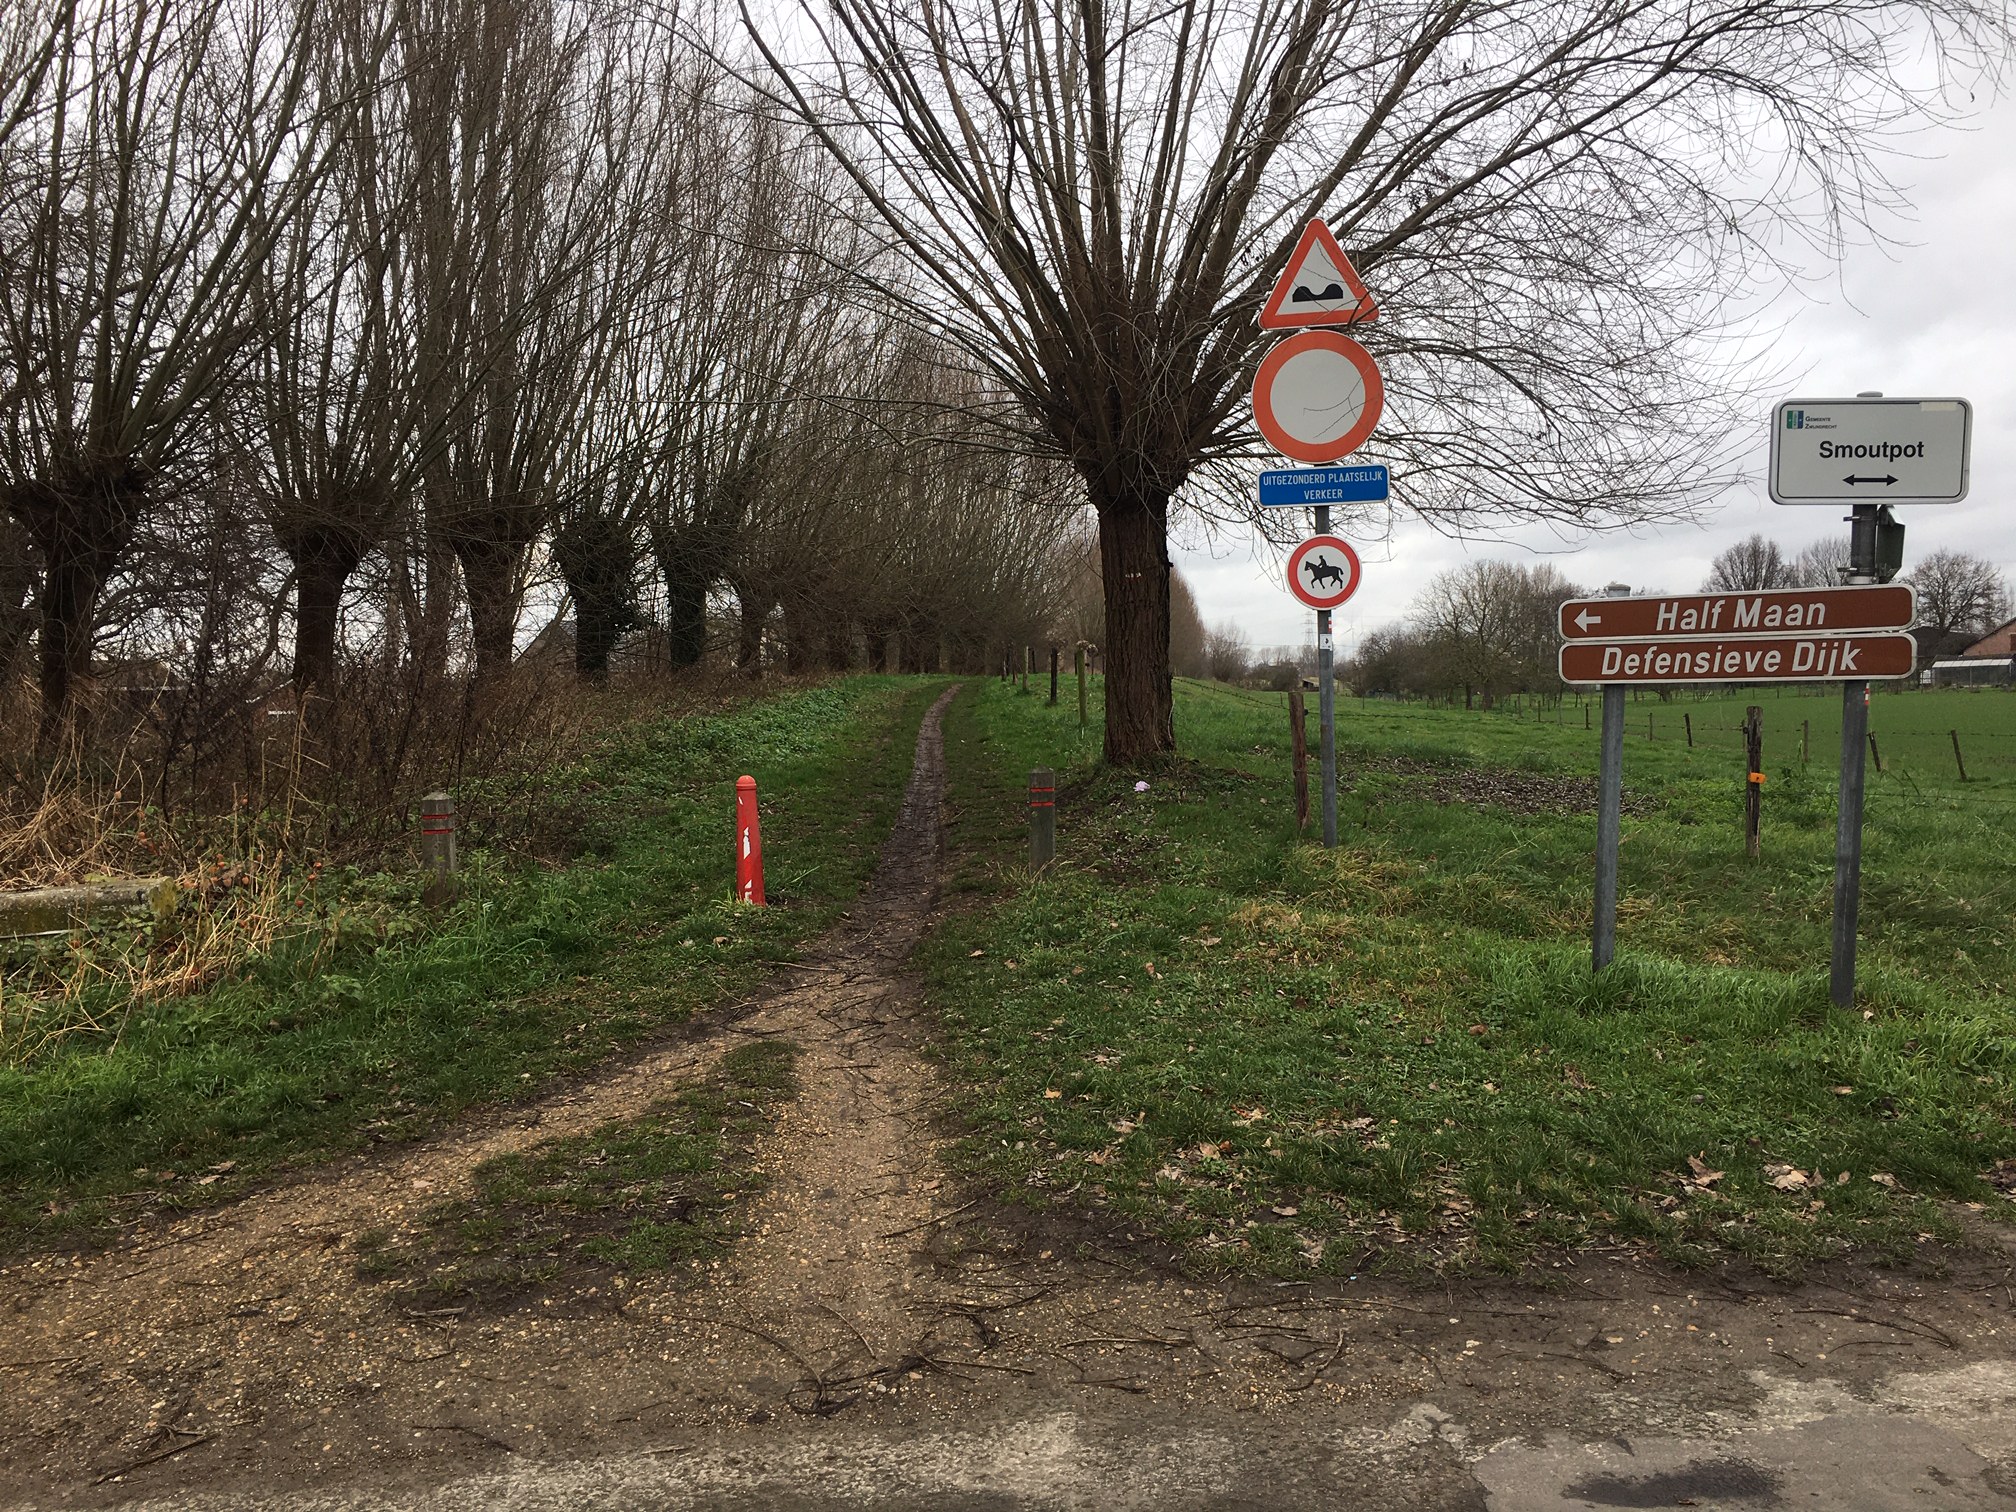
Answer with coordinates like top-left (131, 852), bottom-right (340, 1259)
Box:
top-left (1180, 93), bottom-right (2016, 657)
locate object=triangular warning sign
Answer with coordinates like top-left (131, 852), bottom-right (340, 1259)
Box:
top-left (1259, 219), bottom-right (1378, 329)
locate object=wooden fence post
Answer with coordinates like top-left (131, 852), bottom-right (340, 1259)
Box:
top-left (1951, 729), bottom-right (1968, 782)
top-left (1801, 719), bottom-right (1810, 766)
top-left (1075, 644), bottom-right (1089, 728)
top-left (1684, 712), bottom-right (1693, 748)
top-left (1048, 646), bottom-right (1059, 706)
top-left (1287, 689), bottom-right (1310, 832)
top-left (1743, 707), bottom-right (1763, 859)
top-left (1867, 731), bottom-right (1883, 773)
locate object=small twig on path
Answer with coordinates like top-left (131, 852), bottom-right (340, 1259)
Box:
top-left (92, 1432), bottom-right (214, 1484)
top-left (1538, 1351), bottom-right (1630, 1380)
top-left (1794, 1306), bottom-right (1957, 1350)
top-left (412, 1423), bottom-right (516, 1454)
top-left (878, 1199), bottom-right (978, 1240)
top-left (1286, 1327), bottom-right (1349, 1392)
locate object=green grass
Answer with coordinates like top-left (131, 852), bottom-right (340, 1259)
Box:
top-left (924, 677), bottom-right (2015, 1276)
top-left (0, 677), bottom-right (948, 1249)
top-left (356, 1039), bottom-right (797, 1308)
top-left (1467, 684), bottom-right (2016, 787)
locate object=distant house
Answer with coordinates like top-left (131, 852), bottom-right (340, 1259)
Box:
top-left (1922, 614), bottom-right (2016, 687)
top-left (1960, 615), bottom-right (2016, 660)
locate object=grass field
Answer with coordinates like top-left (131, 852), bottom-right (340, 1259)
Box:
top-left (0, 677), bottom-right (946, 1249)
top-left (1472, 684), bottom-right (2016, 787)
top-left (924, 677), bottom-right (2015, 1276)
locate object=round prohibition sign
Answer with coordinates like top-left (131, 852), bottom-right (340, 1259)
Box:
top-left (1251, 330), bottom-right (1384, 465)
top-left (1286, 534), bottom-right (1362, 611)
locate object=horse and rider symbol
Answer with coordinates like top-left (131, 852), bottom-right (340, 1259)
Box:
top-left (1303, 554), bottom-right (1347, 590)
top-left (1285, 534), bottom-right (1362, 609)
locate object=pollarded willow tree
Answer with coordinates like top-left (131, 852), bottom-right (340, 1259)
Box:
top-left (743, 0), bottom-right (2007, 763)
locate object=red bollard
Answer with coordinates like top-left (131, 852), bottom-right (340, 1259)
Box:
top-left (735, 775), bottom-right (766, 905)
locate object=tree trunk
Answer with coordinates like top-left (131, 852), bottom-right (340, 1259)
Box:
top-left (287, 529), bottom-right (366, 696)
top-left (783, 600), bottom-right (816, 674)
top-left (735, 587), bottom-right (768, 678)
top-left (1094, 486), bottom-right (1175, 764)
top-left (662, 564), bottom-right (709, 669)
top-left (8, 475), bottom-right (147, 742)
top-left (864, 622), bottom-right (890, 674)
top-left (822, 618), bottom-right (852, 672)
top-left (453, 534), bottom-right (524, 684)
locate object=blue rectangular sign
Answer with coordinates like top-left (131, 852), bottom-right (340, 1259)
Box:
top-left (1258, 464), bottom-right (1390, 507)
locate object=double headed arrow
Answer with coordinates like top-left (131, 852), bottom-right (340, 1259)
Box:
top-left (1843, 474), bottom-right (1898, 486)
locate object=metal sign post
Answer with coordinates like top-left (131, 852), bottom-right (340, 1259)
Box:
top-left (1829, 502), bottom-right (1881, 1008)
top-left (1252, 218), bottom-right (1381, 852)
top-left (1589, 585), bottom-right (1631, 970)
top-left (1314, 505), bottom-right (1338, 848)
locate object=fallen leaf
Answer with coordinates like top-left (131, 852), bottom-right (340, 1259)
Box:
top-left (1197, 935), bottom-right (1222, 948)
top-left (1870, 1172), bottom-right (1899, 1189)
top-left (1156, 1165), bottom-right (1184, 1181)
top-left (1468, 1024), bottom-right (1488, 1036)
top-left (1271, 1205), bottom-right (1299, 1218)
top-left (1042, 1088), bottom-right (1062, 1100)
top-left (1143, 962), bottom-right (1160, 979)
top-left (1195, 1142), bottom-right (1221, 1161)
top-left (1685, 1155), bottom-right (1725, 1187)
top-left (969, 949), bottom-right (986, 957)
top-left (1111, 1119), bottom-right (1137, 1135)
top-left (1831, 1085), bottom-right (1853, 1096)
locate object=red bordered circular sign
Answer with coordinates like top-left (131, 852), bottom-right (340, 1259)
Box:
top-left (1286, 534), bottom-right (1363, 611)
top-left (1251, 330), bottom-right (1384, 465)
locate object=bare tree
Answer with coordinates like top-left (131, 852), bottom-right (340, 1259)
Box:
top-left (1203, 622), bottom-right (1250, 683)
top-left (1907, 548), bottom-right (2012, 658)
top-left (0, 0), bottom-right (331, 738)
top-left (1411, 559), bottom-right (1580, 706)
top-left (1703, 534), bottom-right (1793, 592)
top-left (1790, 535), bottom-right (1854, 588)
top-left (744, 0), bottom-right (2003, 762)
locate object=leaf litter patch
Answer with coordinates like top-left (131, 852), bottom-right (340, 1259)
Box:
top-left (354, 1040), bottom-right (797, 1310)
top-left (1360, 755), bottom-right (1654, 817)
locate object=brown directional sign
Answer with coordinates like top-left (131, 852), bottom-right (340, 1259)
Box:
top-left (1560, 633), bottom-right (1917, 686)
top-left (1558, 584), bottom-right (1914, 641)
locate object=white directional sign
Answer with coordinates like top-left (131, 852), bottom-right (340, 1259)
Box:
top-left (1769, 397), bottom-right (1971, 505)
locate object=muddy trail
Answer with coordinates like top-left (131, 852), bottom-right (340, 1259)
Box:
top-left (6, 687), bottom-right (2016, 1510)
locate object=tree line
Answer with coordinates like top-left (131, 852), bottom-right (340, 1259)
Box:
top-left (1343, 536), bottom-right (2011, 704)
top-left (0, 0), bottom-right (1085, 758)
top-left (4, 0), bottom-right (2006, 769)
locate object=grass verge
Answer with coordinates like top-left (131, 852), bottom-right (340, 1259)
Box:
top-left (924, 678), bottom-right (2015, 1277)
top-left (0, 676), bottom-right (946, 1250)
top-left (356, 1039), bottom-right (797, 1309)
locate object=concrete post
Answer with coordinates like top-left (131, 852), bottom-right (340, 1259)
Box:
top-left (420, 791), bottom-right (458, 908)
top-left (1029, 767), bottom-right (1056, 870)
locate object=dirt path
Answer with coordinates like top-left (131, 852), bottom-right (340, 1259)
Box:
top-left (6, 685), bottom-right (2016, 1509)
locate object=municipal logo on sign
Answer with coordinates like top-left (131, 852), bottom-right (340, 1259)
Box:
top-left (1285, 534), bottom-right (1363, 610)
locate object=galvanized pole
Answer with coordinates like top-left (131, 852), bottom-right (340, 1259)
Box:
top-left (1314, 505), bottom-right (1338, 848)
top-left (1591, 583), bottom-right (1631, 970)
top-left (1830, 499), bottom-right (1881, 1007)
top-left (1593, 685), bottom-right (1625, 970)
